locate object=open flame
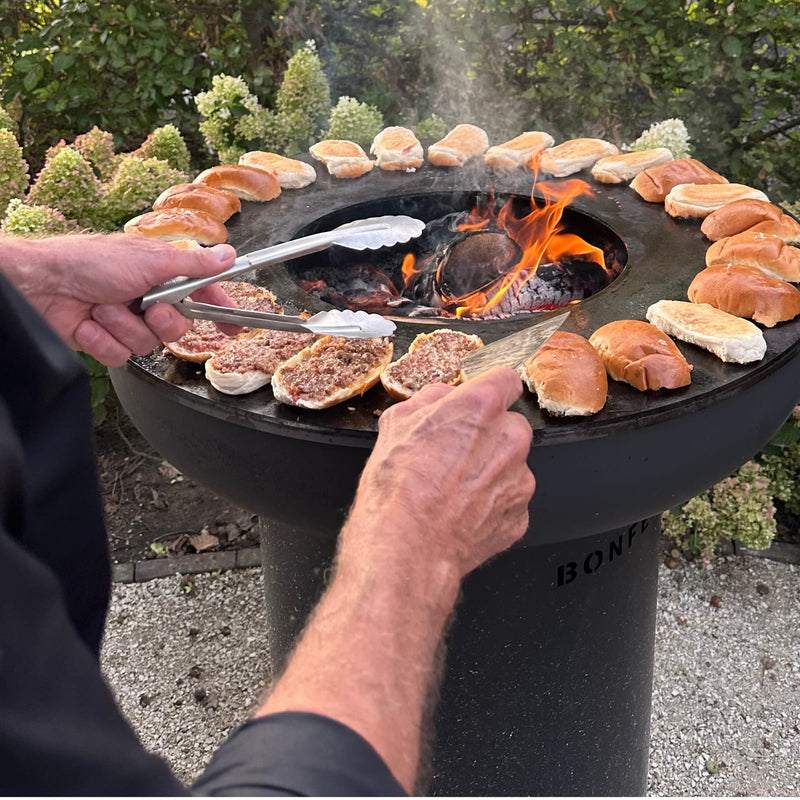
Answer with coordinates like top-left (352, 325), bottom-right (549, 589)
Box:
top-left (417, 173), bottom-right (606, 318)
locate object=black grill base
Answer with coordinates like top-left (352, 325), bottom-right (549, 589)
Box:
top-left (258, 516), bottom-right (659, 796)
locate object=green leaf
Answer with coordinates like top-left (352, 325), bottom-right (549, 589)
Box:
top-left (722, 35), bottom-right (742, 58)
top-left (126, 4), bottom-right (137, 21)
top-left (23, 64), bottom-right (44, 92)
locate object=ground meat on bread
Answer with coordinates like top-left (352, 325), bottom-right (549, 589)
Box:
top-left (386, 330), bottom-right (481, 391)
top-left (166, 320), bottom-right (233, 358)
top-left (279, 338), bottom-right (392, 402)
top-left (208, 330), bottom-right (316, 376)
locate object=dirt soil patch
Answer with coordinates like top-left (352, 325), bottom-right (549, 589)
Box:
top-left (95, 410), bottom-right (260, 565)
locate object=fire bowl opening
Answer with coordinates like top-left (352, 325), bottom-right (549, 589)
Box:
top-left (285, 191), bottom-right (627, 320)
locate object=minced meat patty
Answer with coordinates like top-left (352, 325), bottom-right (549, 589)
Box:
top-left (278, 338), bottom-right (393, 402)
top-left (385, 330), bottom-right (481, 391)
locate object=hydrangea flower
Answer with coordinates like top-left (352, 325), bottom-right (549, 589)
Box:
top-left (324, 97), bottom-right (384, 147)
top-left (0, 106), bottom-right (14, 133)
top-left (74, 126), bottom-right (117, 180)
top-left (0, 129), bottom-right (30, 216)
top-left (276, 41), bottom-right (331, 148)
top-left (195, 74), bottom-right (263, 159)
top-left (99, 154), bottom-right (187, 230)
top-left (1, 198), bottom-right (78, 237)
top-left (28, 146), bottom-right (100, 228)
top-left (627, 118), bottom-right (691, 159)
top-left (415, 114), bottom-right (448, 141)
top-left (135, 124), bottom-right (191, 173)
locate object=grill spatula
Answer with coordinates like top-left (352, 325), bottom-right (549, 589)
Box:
top-left (132, 215), bottom-right (425, 338)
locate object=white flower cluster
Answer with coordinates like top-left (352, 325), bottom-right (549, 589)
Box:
top-left (325, 97), bottom-right (384, 146)
top-left (195, 74), bottom-right (260, 118)
top-left (1, 198), bottom-right (76, 237)
top-left (627, 118), bottom-right (691, 159)
top-left (0, 129), bottom-right (29, 215)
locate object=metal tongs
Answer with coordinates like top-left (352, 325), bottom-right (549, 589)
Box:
top-left (135, 215), bottom-right (426, 338)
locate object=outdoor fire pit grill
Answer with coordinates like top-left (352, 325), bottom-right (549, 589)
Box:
top-left (111, 155), bottom-right (800, 796)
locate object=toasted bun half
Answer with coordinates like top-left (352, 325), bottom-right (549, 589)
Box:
top-left (701, 199), bottom-right (800, 244)
top-left (589, 320), bottom-right (692, 391)
top-left (538, 138), bottom-right (619, 177)
top-left (123, 208), bottom-right (227, 245)
top-left (380, 329), bottom-right (484, 400)
top-left (646, 299), bottom-right (766, 363)
top-left (630, 158), bottom-right (728, 203)
top-left (272, 336), bottom-right (394, 409)
top-left (194, 164), bottom-right (281, 202)
top-left (705, 230), bottom-right (800, 282)
top-left (519, 331), bottom-right (608, 416)
top-left (167, 238), bottom-right (202, 250)
top-left (239, 151), bottom-right (317, 189)
top-left (688, 264), bottom-right (800, 328)
top-left (590, 148), bottom-right (673, 184)
top-left (370, 127), bottom-right (424, 171)
top-left (153, 182), bottom-right (241, 222)
top-left (665, 183), bottom-right (769, 219)
top-left (164, 320), bottom-right (238, 363)
top-left (205, 329), bottom-right (317, 395)
top-left (427, 124), bottom-right (489, 167)
top-left (309, 140), bottom-right (374, 179)
top-left (484, 131), bottom-right (555, 170)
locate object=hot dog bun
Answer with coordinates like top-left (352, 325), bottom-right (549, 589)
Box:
top-left (705, 230), bottom-right (800, 282)
top-left (589, 320), bottom-right (692, 391)
top-left (630, 158), bottom-right (728, 203)
top-left (427, 124), bottom-right (489, 167)
top-left (484, 131), bottom-right (555, 170)
top-left (238, 151), bottom-right (318, 189)
top-left (309, 140), bottom-right (375, 179)
top-left (194, 164), bottom-right (281, 202)
top-left (123, 208), bottom-right (227, 245)
top-left (701, 198), bottom-right (800, 244)
top-left (665, 183), bottom-right (769, 219)
top-left (519, 331), bottom-right (608, 416)
top-left (688, 264), bottom-right (800, 328)
top-left (152, 182), bottom-right (241, 222)
top-left (371, 127), bottom-right (424, 171)
top-left (590, 148), bottom-right (673, 184)
top-left (538, 138), bottom-right (619, 177)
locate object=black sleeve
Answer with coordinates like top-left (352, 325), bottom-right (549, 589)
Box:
top-left (193, 712), bottom-right (406, 797)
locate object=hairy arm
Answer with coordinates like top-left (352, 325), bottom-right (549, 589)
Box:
top-left (256, 369), bottom-right (535, 792)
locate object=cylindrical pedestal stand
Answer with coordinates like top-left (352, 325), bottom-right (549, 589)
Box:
top-left (259, 516), bottom-right (660, 796)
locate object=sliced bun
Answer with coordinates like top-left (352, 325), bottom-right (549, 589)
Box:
top-left (590, 148), bottom-right (673, 184)
top-left (167, 238), bottom-right (202, 250)
top-left (123, 208), bottom-right (227, 245)
top-left (239, 151), bottom-right (317, 189)
top-left (193, 164), bottom-right (281, 202)
top-left (153, 182), bottom-right (241, 222)
top-left (646, 299), bottom-right (766, 364)
top-left (688, 264), bottom-right (800, 328)
top-left (205, 329), bottom-right (316, 395)
top-left (665, 183), bottom-right (769, 219)
top-left (538, 138), bottom-right (619, 177)
top-left (164, 320), bottom-right (237, 362)
top-left (519, 331), bottom-right (608, 416)
top-left (701, 198), bottom-right (800, 244)
top-left (380, 329), bottom-right (483, 400)
top-left (705, 230), bottom-right (800, 282)
top-left (589, 320), bottom-right (692, 391)
top-left (426, 124), bottom-right (489, 167)
top-left (370, 127), bottom-right (424, 171)
top-left (630, 158), bottom-right (728, 203)
top-left (309, 140), bottom-right (374, 178)
top-left (272, 336), bottom-right (394, 409)
top-left (484, 131), bottom-right (555, 170)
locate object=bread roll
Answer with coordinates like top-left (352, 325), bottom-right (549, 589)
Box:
top-left (705, 230), bottom-right (800, 282)
top-left (589, 320), bottom-right (692, 391)
top-left (645, 299), bottom-right (766, 363)
top-left (688, 264), bottom-right (800, 328)
top-left (272, 336), bottom-right (393, 409)
top-left (370, 127), bottom-right (424, 171)
top-left (519, 331), bottom-right (608, 416)
top-left (239, 151), bottom-right (317, 189)
top-left (665, 183), bottom-right (769, 219)
top-left (538, 138), bottom-right (619, 177)
top-left (380, 329), bottom-right (483, 400)
top-left (193, 164), bottom-right (281, 202)
top-left (167, 239), bottom-right (202, 250)
top-left (484, 131), bottom-right (555, 170)
top-left (630, 158), bottom-right (728, 203)
top-left (153, 182), bottom-right (241, 222)
top-left (590, 148), bottom-right (673, 184)
top-left (309, 140), bottom-right (375, 179)
top-left (123, 208), bottom-right (227, 245)
top-left (427, 124), bottom-right (489, 167)
top-left (701, 198), bottom-right (800, 244)
top-left (205, 328), bottom-right (317, 395)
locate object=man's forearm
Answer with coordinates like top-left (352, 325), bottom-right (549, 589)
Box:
top-left (255, 522), bottom-right (461, 794)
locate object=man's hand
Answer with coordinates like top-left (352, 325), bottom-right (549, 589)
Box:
top-left (340, 366), bottom-right (535, 587)
top-left (2, 234), bottom-right (238, 367)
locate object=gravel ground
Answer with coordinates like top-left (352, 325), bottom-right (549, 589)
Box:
top-left (101, 555), bottom-right (800, 795)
